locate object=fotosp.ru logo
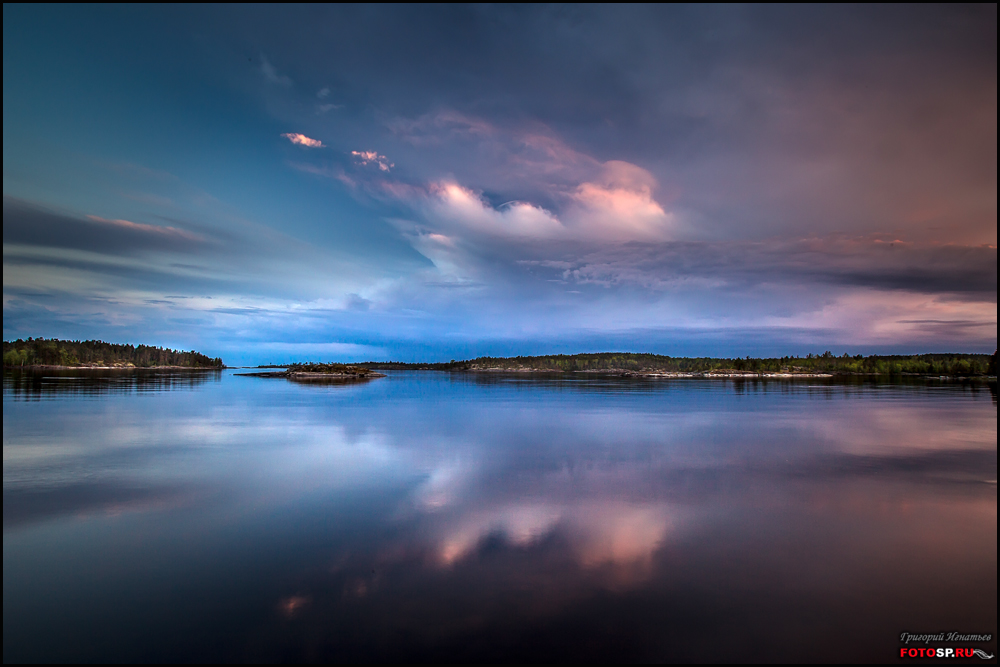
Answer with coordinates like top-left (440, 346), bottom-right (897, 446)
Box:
top-left (898, 632), bottom-right (995, 660)
top-left (899, 648), bottom-right (994, 659)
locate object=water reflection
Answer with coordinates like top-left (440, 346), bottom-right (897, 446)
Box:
top-left (3, 368), bottom-right (221, 399)
top-left (3, 371), bottom-right (996, 662)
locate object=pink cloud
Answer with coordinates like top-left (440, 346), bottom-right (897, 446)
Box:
top-left (381, 110), bottom-right (676, 242)
top-left (351, 150), bottom-right (393, 171)
top-left (426, 499), bottom-right (673, 579)
top-left (567, 161), bottom-right (674, 241)
top-left (281, 133), bottom-right (324, 148)
top-left (763, 289), bottom-right (998, 344)
top-left (413, 166), bottom-right (673, 244)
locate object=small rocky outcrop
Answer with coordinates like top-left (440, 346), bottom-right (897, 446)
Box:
top-left (238, 363), bottom-right (385, 382)
top-left (285, 363), bottom-right (385, 380)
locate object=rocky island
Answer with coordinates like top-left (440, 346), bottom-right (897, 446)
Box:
top-left (238, 363), bottom-right (386, 382)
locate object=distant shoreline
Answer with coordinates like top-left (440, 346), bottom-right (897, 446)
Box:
top-left (468, 368), bottom-right (839, 377)
top-left (4, 365), bottom-right (223, 371)
top-left (452, 368), bottom-right (987, 378)
top-left (359, 351), bottom-right (997, 377)
top-left (374, 368), bottom-right (995, 380)
top-left (5, 364), bottom-right (993, 382)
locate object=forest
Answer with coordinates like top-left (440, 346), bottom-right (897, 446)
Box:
top-left (363, 351), bottom-right (997, 377)
top-left (3, 338), bottom-right (224, 368)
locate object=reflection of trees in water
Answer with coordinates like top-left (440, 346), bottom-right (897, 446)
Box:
top-left (458, 371), bottom-right (662, 394)
top-left (452, 371), bottom-right (996, 399)
top-left (2, 368), bottom-right (221, 398)
top-left (728, 375), bottom-right (995, 397)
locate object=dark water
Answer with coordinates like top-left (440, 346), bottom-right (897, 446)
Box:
top-left (3, 370), bottom-right (996, 662)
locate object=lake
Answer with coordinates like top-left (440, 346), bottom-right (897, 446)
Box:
top-left (3, 369), bottom-right (996, 662)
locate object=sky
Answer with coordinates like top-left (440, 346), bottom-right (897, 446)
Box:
top-left (3, 5), bottom-right (996, 365)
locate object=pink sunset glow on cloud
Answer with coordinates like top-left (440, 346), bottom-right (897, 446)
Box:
top-left (426, 182), bottom-right (564, 239)
top-left (399, 159), bottom-right (674, 247)
top-left (281, 133), bottom-right (324, 148)
top-left (351, 150), bottom-right (393, 171)
top-left (428, 500), bottom-right (673, 576)
top-left (419, 172), bottom-right (673, 243)
top-left (762, 289), bottom-right (997, 346)
top-left (567, 161), bottom-right (674, 241)
top-left (376, 111), bottom-right (679, 244)
top-left (351, 114), bottom-right (679, 248)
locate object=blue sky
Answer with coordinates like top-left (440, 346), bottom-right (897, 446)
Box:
top-left (3, 5), bottom-right (996, 364)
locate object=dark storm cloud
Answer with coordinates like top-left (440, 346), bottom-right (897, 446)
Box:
top-left (233, 4), bottom-right (995, 243)
top-left (3, 198), bottom-right (205, 255)
top-left (229, 5), bottom-right (995, 118)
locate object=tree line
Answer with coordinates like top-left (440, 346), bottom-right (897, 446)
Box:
top-left (363, 351), bottom-right (997, 376)
top-left (3, 338), bottom-right (223, 368)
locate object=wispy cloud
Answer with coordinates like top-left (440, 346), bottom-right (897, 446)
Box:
top-left (3, 198), bottom-right (205, 254)
top-left (385, 111), bottom-right (602, 199)
top-left (259, 54), bottom-right (292, 86)
top-left (520, 236), bottom-right (998, 297)
top-left (282, 133), bottom-right (323, 148)
top-left (85, 215), bottom-right (203, 243)
top-left (388, 110), bottom-right (497, 146)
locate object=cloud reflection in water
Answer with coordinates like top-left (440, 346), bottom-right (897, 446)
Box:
top-left (2, 372), bottom-right (996, 661)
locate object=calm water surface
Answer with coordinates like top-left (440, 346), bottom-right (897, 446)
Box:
top-left (3, 370), bottom-right (996, 662)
